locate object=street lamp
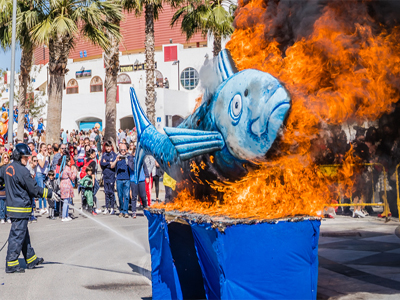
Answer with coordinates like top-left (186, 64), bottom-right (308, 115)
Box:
top-left (8, 0), bottom-right (17, 144)
top-left (172, 60), bottom-right (180, 91)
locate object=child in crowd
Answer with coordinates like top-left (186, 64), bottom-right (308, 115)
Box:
top-left (89, 139), bottom-right (98, 159)
top-left (79, 166), bottom-right (96, 215)
top-left (45, 170), bottom-right (60, 220)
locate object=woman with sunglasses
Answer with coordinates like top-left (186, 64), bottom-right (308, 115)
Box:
top-left (0, 153), bottom-right (11, 224)
top-left (100, 141), bottom-right (117, 214)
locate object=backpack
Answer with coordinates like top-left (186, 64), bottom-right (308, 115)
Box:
top-left (80, 159), bottom-right (93, 179)
top-left (55, 155), bottom-right (66, 180)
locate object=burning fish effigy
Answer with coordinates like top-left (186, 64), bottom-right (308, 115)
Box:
top-left (130, 50), bottom-right (291, 185)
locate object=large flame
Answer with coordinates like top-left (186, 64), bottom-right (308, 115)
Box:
top-left (153, 0), bottom-right (400, 219)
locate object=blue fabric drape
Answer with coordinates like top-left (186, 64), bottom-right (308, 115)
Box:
top-left (194, 220), bottom-right (320, 300)
top-left (145, 210), bottom-right (320, 300)
top-left (145, 211), bottom-right (183, 300)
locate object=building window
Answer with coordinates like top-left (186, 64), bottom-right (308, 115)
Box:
top-left (90, 76), bottom-right (103, 93)
top-left (155, 70), bottom-right (163, 87)
top-left (180, 67), bottom-right (199, 90)
top-left (117, 73), bottom-right (131, 84)
top-left (66, 78), bottom-right (79, 94)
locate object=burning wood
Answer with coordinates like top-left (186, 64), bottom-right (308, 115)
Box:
top-left (147, 208), bottom-right (321, 232)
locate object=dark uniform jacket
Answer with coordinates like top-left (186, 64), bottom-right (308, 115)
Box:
top-left (0, 161), bottom-right (52, 219)
top-left (100, 151), bottom-right (117, 182)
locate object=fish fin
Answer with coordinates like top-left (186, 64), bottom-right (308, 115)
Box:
top-left (134, 144), bottom-right (146, 184)
top-left (215, 49), bottom-right (238, 82)
top-left (164, 127), bottom-right (225, 161)
top-left (130, 87), bottom-right (151, 183)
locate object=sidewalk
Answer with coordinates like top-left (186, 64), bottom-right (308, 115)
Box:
top-left (0, 188), bottom-right (153, 300)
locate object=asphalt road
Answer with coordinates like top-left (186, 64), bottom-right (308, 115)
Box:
top-left (0, 190), bottom-right (152, 300)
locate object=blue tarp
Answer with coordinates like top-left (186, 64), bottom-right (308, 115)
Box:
top-left (145, 211), bottom-right (320, 300)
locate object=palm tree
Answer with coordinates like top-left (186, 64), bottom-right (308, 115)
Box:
top-left (30, 0), bottom-right (121, 144)
top-left (102, 0), bottom-right (125, 143)
top-left (130, 0), bottom-right (162, 126)
top-left (103, 0), bottom-right (161, 142)
top-left (171, 0), bottom-right (235, 57)
top-left (0, 0), bottom-right (39, 140)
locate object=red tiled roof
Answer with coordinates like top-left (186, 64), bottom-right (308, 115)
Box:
top-left (33, 5), bottom-right (206, 65)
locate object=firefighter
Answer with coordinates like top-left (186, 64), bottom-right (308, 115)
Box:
top-left (0, 143), bottom-right (55, 273)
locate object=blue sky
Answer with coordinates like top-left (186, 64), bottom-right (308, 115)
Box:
top-left (0, 48), bottom-right (21, 72)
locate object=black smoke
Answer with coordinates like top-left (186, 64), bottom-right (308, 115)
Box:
top-left (234, 0), bottom-right (400, 54)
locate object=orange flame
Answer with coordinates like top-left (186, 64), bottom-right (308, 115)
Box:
top-left (153, 0), bottom-right (400, 219)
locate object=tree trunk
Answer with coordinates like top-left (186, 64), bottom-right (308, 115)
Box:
top-left (17, 46), bottom-right (33, 140)
top-left (104, 20), bottom-right (120, 144)
top-left (213, 32), bottom-right (222, 57)
top-left (46, 36), bottom-right (71, 145)
top-left (145, 3), bottom-right (156, 125)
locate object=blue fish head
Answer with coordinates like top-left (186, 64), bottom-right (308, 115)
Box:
top-left (213, 69), bottom-right (291, 160)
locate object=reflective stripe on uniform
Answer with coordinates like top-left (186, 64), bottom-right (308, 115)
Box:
top-left (27, 255), bottom-right (37, 264)
top-left (43, 188), bottom-right (48, 198)
top-left (7, 260), bottom-right (19, 267)
top-left (7, 207), bottom-right (32, 213)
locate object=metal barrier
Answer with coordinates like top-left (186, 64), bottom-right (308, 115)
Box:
top-left (320, 163), bottom-right (390, 221)
top-left (395, 163), bottom-right (400, 221)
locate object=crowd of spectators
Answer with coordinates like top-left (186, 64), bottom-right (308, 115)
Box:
top-left (312, 111), bottom-right (400, 219)
top-left (0, 126), bottom-right (168, 224)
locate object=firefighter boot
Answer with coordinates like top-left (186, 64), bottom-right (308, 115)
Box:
top-left (26, 257), bottom-right (44, 269)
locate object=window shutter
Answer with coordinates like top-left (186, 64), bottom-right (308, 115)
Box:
top-left (164, 47), bottom-right (170, 62)
top-left (171, 46), bottom-right (177, 61)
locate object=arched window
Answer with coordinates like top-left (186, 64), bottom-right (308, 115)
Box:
top-left (90, 76), bottom-right (103, 92)
top-left (172, 115), bottom-right (184, 127)
top-left (180, 67), bottom-right (199, 90)
top-left (66, 78), bottom-right (79, 94)
top-left (155, 70), bottom-right (163, 87)
top-left (117, 73), bottom-right (131, 84)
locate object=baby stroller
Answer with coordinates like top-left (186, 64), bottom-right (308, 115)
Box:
top-left (78, 177), bottom-right (100, 212)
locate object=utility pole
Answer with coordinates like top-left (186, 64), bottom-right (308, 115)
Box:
top-left (8, 0), bottom-right (17, 145)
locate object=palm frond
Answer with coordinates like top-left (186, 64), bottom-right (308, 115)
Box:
top-left (52, 15), bottom-right (78, 36)
top-left (30, 15), bottom-right (53, 45)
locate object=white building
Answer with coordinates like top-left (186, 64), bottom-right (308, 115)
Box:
top-left (30, 42), bottom-right (215, 133)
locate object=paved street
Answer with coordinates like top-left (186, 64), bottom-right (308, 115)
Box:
top-left (1, 186), bottom-right (400, 299)
top-left (0, 188), bottom-right (153, 300)
top-left (317, 216), bottom-right (400, 300)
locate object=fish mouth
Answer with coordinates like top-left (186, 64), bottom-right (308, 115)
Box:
top-left (250, 87), bottom-right (291, 138)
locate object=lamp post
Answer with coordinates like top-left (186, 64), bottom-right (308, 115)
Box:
top-left (8, 0), bottom-right (17, 145)
top-left (173, 60), bottom-right (180, 90)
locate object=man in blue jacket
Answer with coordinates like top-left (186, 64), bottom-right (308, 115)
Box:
top-left (100, 141), bottom-right (117, 214)
top-left (110, 142), bottom-right (131, 218)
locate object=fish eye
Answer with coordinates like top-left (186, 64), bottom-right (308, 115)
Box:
top-left (230, 94), bottom-right (242, 121)
top-left (244, 89), bottom-right (248, 97)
